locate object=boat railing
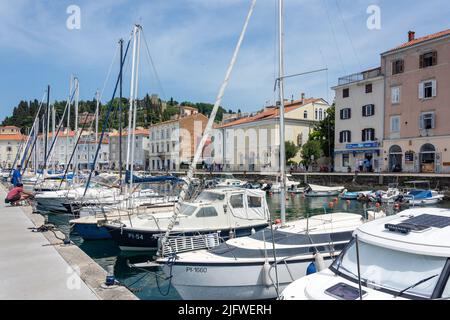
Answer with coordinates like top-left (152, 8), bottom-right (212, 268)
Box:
top-left (156, 232), bottom-right (221, 257)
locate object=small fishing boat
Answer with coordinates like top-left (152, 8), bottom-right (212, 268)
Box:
top-left (340, 190), bottom-right (372, 200)
top-left (268, 174), bottom-right (298, 193)
top-left (214, 174), bottom-right (247, 188)
top-left (369, 183), bottom-right (402, 203)
top-left (281, 207), bottom-right (450, 300)
top-left (401, 181), bottom-right (444, 206)
top-left (304, 184), bottom-right (345, 197)
top-left (104, 188), bottom-right (270, 251)
top-left (152, 212), bottom-right (365, 300)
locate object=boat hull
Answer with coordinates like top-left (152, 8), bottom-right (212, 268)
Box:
top-left (161, 257), bottom-right (333, 300)
top-left (72, 223), bottom-right (112, 240)
top-left (107, 224), bottom-right (269, 251)
top-left (305, 191), bottom-right (341, 197)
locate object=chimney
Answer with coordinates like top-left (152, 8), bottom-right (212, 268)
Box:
top-left (408, 31), bottom-right (415, 42)
top-left (301, 92), bottom-right (305, 103)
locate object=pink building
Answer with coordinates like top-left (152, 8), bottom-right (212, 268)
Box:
top-left (382, 29), bottom-right (450, 173)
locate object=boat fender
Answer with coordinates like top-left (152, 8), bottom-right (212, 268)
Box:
top-left (314, 252), bottom-right (326, 272)
top-left (251, 228), bottom-right (256, 235)
top-left (262, 260), bottom-right (272, 287)
top-left (306, 262), bottom-right (316, 275)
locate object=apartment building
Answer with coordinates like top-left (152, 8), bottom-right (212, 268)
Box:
top-left (382, 29), bottom-right (450, 173)
top-left (218, 97), bottom-right (330, 172)
top-left (0, 126), bottom-right (26, 169)
top-left (148, 111), bottom-right (209, 171)
top-left (333, 68), bottom-right (385, 173)
top-left (109, 128), bottom-right (149, 171)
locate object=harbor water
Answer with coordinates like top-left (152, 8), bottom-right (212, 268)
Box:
top-left (41, 193), bottom-right (450, 300)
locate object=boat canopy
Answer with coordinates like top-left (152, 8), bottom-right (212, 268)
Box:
top-left (407, 189), bottom-right (433, 199)
top-left (125, 171), bottom-right (184, 184)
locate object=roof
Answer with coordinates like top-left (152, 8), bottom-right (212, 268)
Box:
top-left (355, 207), bottom-right (450, 257)
top-left (109, 129), bottom-right (149, 137)
top-left (218, 98), bottom-right (324, 129)
top-left (0, 134), bottom-right (26, 141)
top-left (0, 126), bottom-right (20, 130)
top-left (384, 29), bottom-right (450, 54)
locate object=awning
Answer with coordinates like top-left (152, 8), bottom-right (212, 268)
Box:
top-left (334, 149), bottom-right (381, 155)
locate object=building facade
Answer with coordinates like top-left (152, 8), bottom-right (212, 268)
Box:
top-left (333, 68), bottom-right (385, 173)
top-left (382, 30), bottom-right (450, 173)
top-left (109, 128), bottom-right (149, 171)
top-left (148, 112), bottom-right (209, 171)
top-left (218, 97), bottom-right (330, 172)
top-left (0, 126), bottom-right (26, 169)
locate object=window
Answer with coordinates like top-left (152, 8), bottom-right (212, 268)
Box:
top-left (297, 133), bottom-right (303, 147)
top-left (392, 59), bottom-right (404, 75)
top-left (420, 51), bottom-right (437, 68)
top-left (362, 128), bottom-right (375, 142)
top-left (248, 196), bottom-right (262, 208)
top-left (420, 112), bottom-right (436, 130)
top-left (6, 146), bottom-right (12, 152)
top-left (365, 83), bottom-right (373, 93)
top-left (343, 88), bottom-right (349, 98)
top-left (390, 116), bottom-right (400, 133)
top-left (196, 207), bottom-right (218, 218)
top-left (230, 194), bottom-right (244, 208)
top-left (339, 131), bottom-right (351, 143)
top-left (391, 86), bottom-right (401, 104)
top-left (303, 111), bottom-right (308, 119)
top-left (362, 104), bottom-right (375, 117)
top-left (419, 80), bottom-right (436, 99)
top-left (342, 154), bottom-right (350, 167)
top-left (315, 109), bottom-right (318, 120)
top-left (340, 108), bottom-right (351, 120)
top-left (319, 109), bottom-right (323, 121)
top-left (180, 204), bottom-right (197, 216)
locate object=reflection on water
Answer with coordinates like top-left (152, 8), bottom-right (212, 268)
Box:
top-left (43, 194), bottom-right (450, 300)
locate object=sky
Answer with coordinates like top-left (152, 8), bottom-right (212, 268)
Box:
top-left (0, 0), bottom-right (449, 122)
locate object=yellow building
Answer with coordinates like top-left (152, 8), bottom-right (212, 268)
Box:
top-left (216, 97), bottom-right (330, 172)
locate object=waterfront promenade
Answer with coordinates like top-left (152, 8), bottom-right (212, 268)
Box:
top-left (0, 186), bottom-right (136, 300)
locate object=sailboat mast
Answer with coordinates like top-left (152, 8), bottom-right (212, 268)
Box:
top-left (119, 38), bottom-right (124, 187)
top-left (74, 77), bottom-right (79, 177)
top-left (130, 26), bottom-right (141, 194)
top-left (52, 105), bottom-right (56, 171)
top-left (44, 85), bottom-right (50, 171)
top-left (125, 25), bottom-right (138, 196)
top-left (278, 0), bottom-right (287, 226)
top-left (66, 76), bottom-right (73, 171)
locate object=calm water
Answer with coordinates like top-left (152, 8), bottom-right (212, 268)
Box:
top-left (43, 194), bottom-right (450, 300)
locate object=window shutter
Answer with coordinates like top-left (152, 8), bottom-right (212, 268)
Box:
top-left (362, 130), bottom-right (366, 142)
top-left (362, 105), bottom-right (366, 117)
top-left (348, 108), bottom-right (351, 119)
top-left (432, 51), bottom-right (437, 66)
top-left (400, 60), bottom-right (404, 73)
top-left (371, 104), bottom-right (375, 116)
top-left (431, 113), bottom-right (436, 129)
top-left (348, 131), bottom-right (351, 143)
top-left (418, 83), bottom-right (424, 99)
top-left (339, 132), bottom-right (343, 143)
top-left (340, 109), bottom-right (343, 120)
top-left (371, 129), bottom-right (375, 141)
top-left (419, 114), bottom-right (424, 130)
top-left (432, 80), bottom-right (437, 97)
top-left (419, 54), bottom-right (424, 69)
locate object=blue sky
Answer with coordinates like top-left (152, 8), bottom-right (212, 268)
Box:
top-left (0, 0), bottom-right (449, 121)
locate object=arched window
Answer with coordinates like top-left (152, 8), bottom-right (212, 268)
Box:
top-left (420, 143), bottom-right (436, 153)
top-left (389, 145), bottom-right (402, 154)
top-left (303, 110), bottom-right (308, 119)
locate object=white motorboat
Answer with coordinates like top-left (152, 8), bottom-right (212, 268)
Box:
top-left (270, 175), bottom-right (300, 193)
top-left (105, 188), bottom-right (270, 251)
top-left (370, 183), bottom-right (401, 203)
top-left (154, 212), bottom-right (365, 300)
top-left (304, 184), bottom-right (345, 197)
top-left (214, 174), bottom-right (247, 188)
top-left (280, 207), bottom-right (450, 300)
top-left (401, 181), bottom-right (444, 206)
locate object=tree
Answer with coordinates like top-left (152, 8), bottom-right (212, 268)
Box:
top-left (308, 105), bottom-right (335, 158)
top-left (300, 140), bottom-right (323, 166)
top-left (285, 141), bottom-right (300, 163)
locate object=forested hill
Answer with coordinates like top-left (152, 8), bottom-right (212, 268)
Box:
top-left (2, 94), bottom-right (230, 133)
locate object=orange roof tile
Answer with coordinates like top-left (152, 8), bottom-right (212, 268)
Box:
top-left (218, 98), bottom-right (321, 128)
top-left (109, 129), bottom-right (149, 137)
top-left (386, 29), bottom-right (450, 53)
top-left (0, 134), bottom-right (26, 141)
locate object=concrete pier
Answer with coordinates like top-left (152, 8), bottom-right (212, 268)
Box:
top-left (0, 186), bottom-right (137, 300)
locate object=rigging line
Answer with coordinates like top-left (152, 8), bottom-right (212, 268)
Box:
top-left (141, 29), bottom-right (167, 101)
top-left (320, 0), bottom-right (347, 76)
top-left (334, 0), bottom-right (363, 72)
top-left (99, 42), bottom-right (121, 103)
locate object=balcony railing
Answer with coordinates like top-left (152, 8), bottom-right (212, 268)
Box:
top-left (338, 67), bottom-right (382, 86)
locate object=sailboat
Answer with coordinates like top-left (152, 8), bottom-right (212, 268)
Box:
top-left (131, 0), bottom-right (368, 300)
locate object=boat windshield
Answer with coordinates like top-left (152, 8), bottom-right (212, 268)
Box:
top-left (195, 191), bottom-right (225, 202)
top-left (331, 239), bottom-right (446, 298)
top-left (179, 203), bottom-right (197, 216)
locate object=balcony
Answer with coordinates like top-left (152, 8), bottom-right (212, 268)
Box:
top-left (338, 67), bottom-right (382, 86)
